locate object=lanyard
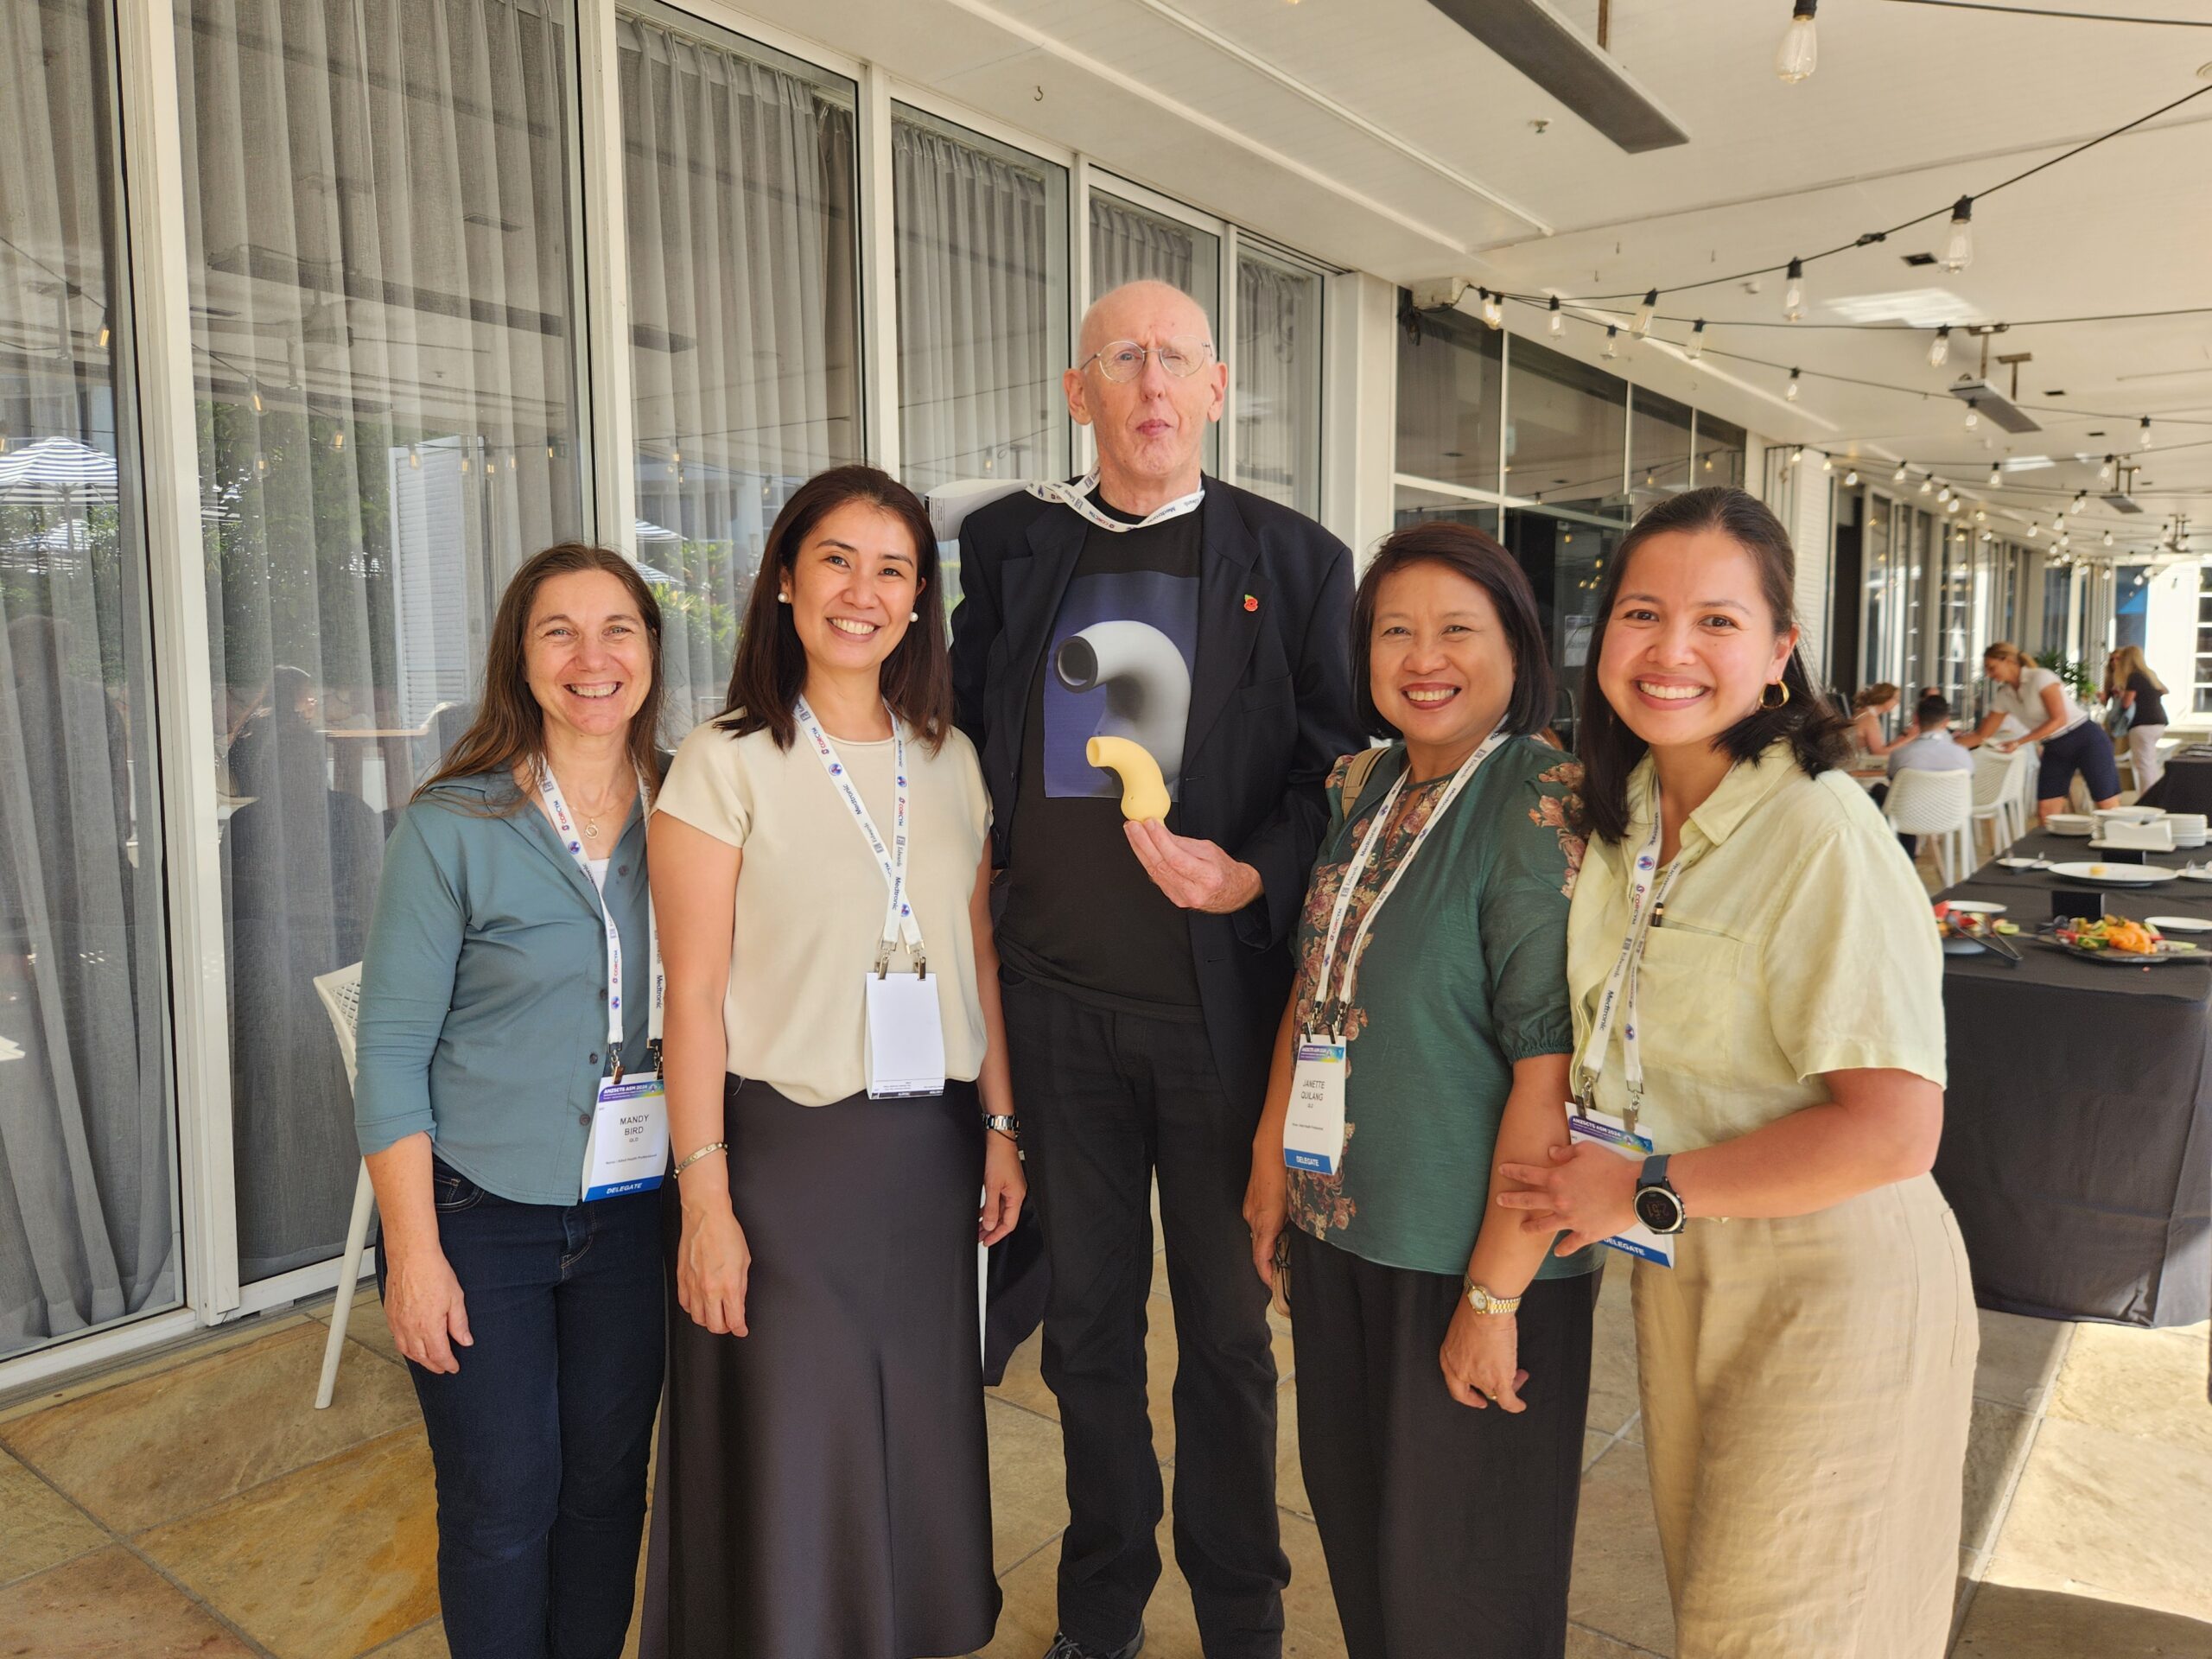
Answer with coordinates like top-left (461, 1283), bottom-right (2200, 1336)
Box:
top-left (1573, 798), bottom-right (1690, 1117)
top-left (794, 696), bottom-right (927, 974)
top-left (1309, 729), bottom-right (1512, 1038)
top-left (537, 766), bottom-right (662, 1080)
top-left (1027, 468), bottom-right (1204, 534)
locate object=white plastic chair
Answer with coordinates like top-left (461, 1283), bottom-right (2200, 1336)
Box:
top-left (1971, 748), bottom-right (2031, 858)
top-left (312, 963), bottom-right (376, 1410)
top-left (1885, 768), bottom-right (1974, 887)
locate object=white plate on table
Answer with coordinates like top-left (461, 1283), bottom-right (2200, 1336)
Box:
top-left (1995, 856), bottom-right (2047, 871)
top-left (2147, 916), bottom-right (2212, 934)
top-left (2181, 867), bottom-right (2212, 883)
top-left (1944, 900), bottom-right (2007, 916)
top-left (2048, 861), bottom-right (2181, 886)
top-left (2045, 815), bottom-right (2096, 836)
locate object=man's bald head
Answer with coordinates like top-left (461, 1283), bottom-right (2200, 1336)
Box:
top-left (1078, 280), bottom-right (1213, 361)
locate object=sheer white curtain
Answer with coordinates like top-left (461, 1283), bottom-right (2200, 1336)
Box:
top-left (0, 0), bottom-right (174, 1359)
top-left (178, 0), bottom-right (584, 1280)
top-left (893, 112), bottom-right (1066, 499)
top-left (1234, 251), bottom-right (1320, 514)
top-left (1089, 194), bottom-right (1218, 473)
top-left (621, 11), bottom-right (859, 728)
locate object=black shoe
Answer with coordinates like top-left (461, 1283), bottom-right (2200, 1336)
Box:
top-left (1041, 1624), bottom-right (1143, 1659)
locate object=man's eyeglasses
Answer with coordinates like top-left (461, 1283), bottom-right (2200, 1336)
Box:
top-left (1077, 338), bottom-right (1214, 383)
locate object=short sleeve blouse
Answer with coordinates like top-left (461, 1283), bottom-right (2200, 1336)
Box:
top-left (654, 716), bottom-right (991, 1105)
top-left (1566, 744), bottom-right (1946, 1154)
top-left (1991, 665), bottom-right (2084, 738)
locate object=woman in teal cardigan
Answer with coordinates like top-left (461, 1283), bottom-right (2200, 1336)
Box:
top-left (354, 543), bottom-right (667, 1659)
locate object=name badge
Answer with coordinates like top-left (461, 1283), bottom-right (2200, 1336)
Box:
top-left (1565, 1106), bottom-right (1675, 1268)
top-left (582, 1072), bottom-right (669, 1203)
top-left (865, 971), bottom-right (946, 1098)
top-left (1283, 1034), bottom-right (1348, 1173)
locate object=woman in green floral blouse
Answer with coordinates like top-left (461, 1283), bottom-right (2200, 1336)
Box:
top-left (1244, 521), bottom-right (1596, 1658)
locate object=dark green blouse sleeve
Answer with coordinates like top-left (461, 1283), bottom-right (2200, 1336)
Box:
top-left (1478, 752), bottom-right (1586, 1065)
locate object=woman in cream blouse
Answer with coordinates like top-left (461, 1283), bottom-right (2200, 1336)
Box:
top-left (641, 465), bottom-right (1023, 1659)
top-left (1497, 486), bottom-right (1975, 1656)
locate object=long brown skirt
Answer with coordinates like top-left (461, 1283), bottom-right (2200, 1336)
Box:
top-left (639, 1077), bottom-right (1000, 1659)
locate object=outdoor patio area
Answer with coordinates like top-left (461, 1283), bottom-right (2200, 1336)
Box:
top-left (3, 1240), bottom-right (2208, 1659)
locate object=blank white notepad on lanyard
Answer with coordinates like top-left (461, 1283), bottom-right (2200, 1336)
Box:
top-left (1284, 729), bottom-right (1510, 1175)
top-left (540, 769), bottom-right (669, 1203)
top-left (1567, 803), bottom-right (1684, 1266)
top-left (796, 698), bottom-right (947, 1099)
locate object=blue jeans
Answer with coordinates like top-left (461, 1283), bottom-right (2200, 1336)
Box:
top-left (380, 1160), bottom-right (664, 1659)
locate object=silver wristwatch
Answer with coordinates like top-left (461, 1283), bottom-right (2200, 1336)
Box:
top-left (982, 1112), bottom-right (1020, 1137)
top-left (1464, 1281), bottom-right (1522, 1316)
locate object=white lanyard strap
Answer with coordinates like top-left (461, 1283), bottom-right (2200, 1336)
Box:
top-left (1573, 802), bottom-right (1687, 1114)
top-left (1026, 468), bottom-right (1204, 534)
top-left (1310, 729), bottom-right (1511, 1037)
top-left (538, 766), bottom-right (662, 1077)
top-left (794, 696), bottom-right (926, 972)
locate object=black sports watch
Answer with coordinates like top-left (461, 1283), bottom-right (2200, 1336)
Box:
top-left (1634, 1154), bottom-right (1687, 1235)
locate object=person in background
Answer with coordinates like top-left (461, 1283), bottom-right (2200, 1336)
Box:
top-left (1498, 486), bottom-right (1974, 1656)
top-left (354, 544), bottom-right (667, 1659)
top-left (2105, 643), bottom-right (2169, 793)
top-left (1843, 682), bottom-right (1908, 760)
top-left (949, 281), bottom-right (1361, 1659)
top-left (1880, 690), bottom-right (1975, 855)
top-left (1961, 642), bottom-right (2118, 823)
top-left (644, 465), bottom-right (1022, 1659)
top-left (1243, 522), bottom-right (1595, 1658)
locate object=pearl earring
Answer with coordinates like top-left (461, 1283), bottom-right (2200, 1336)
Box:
top-left (778, 592), bottom-right (791, 604)
top-left (909, 610), bottom-right (918, 622)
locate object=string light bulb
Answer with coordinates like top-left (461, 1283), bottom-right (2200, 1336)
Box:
top-left (407, 443), bottom-right (420, 469)
top-left (1785, 367), bottom-right (1801, 401)
top-left (250, 380), bottom-right (264, 415)
top-left (1789, 446), bottom-right (1806, 467)
top-left (1920, 475), bottom-right (1934, 495)
top-left (1783, 257), bottom-right (1806, 322)
top-left (1822, 454), bottom-right (1834, 473)
top-left (1962, 399), bottom-right (1980, 431)
top-left (332, 429), bottom-right (345, 452)
top-left (1844, 468), bottom-right (1859, 486)
top-left (1548, 296), bottom-right (1563, 335)
top-left (1974, 508), bottom-right (1986, 523)
top-left (2071, 492), bottom-right (2087, 515)
top-left (2026, 523), bottom-right (2037, 538)
top-left (1942, 196), bottom-right (1975, 273)
top-left (2139, 416), bottom-right (2153, 450)
top-left (1988, 464), bottom-right (2002, 487)
top-left (1776, 0), bottom-right (1818, 82)
top-left (1686, 319), bottom-right (1706, 360)
top-left (1633, 289), bottom-right (1658, 338)
top-left (1947, 498), bottom-right (1960, 514)
top-left (1480, 289), bottom-right (1503, 329)
top-left (2104, 530), bottom-right (2114, 548)
top-left (1603, 327), bottom-right (1618, 359)
top-left (1893, 462), bottom-right (1909, 484)
top-left (1929, 325), bottom-right (1951, 368)
top-left (2097, 454), bottom-right (2115, 486)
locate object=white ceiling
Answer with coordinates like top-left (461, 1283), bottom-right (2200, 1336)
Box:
top-left (745, 0), bottom-right (2212, 551)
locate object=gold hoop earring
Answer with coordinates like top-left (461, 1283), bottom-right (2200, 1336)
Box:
top-left (1760, 681), bottom-right (1790, 710)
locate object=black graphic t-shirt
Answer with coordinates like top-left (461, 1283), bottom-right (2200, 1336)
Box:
top-left (998, 499), bottom-right (1205, 1014)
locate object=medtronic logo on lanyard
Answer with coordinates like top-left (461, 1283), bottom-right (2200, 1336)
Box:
top-left (794, 697), bottom-right (945, 1098)
top-left (1281, 729), bottom-right (1511, 1176)
top-left (537, 767), bottom-right (669, 1203)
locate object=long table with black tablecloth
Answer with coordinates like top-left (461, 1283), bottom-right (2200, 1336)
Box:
top-left (2134, 746), bottom-right (2212, 815)
top-left (1933, 827), bottom-right (2212, 1326)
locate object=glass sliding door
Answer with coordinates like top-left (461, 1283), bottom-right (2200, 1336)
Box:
top-left (178, 0), bottom-right (587, 1281)
top-left (1395, 302), bottom-right (1500, 496)
top-left (1, 0), bottom-right (175, 1361)
top-left (893, 106), bottom-right (1067, 503)
top-left (1627, 386), bottom-right (1693, 512)
top-left (1233, 245), bottom-right (1321, 514)
top-left (1503, 336), bottom-right (1626, 522)
top-left (621, 7), bottom-right (860, 729)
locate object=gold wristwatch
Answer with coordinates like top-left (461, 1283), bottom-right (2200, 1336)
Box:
top-left (1464, 1280), bottom-right (1522, 1316)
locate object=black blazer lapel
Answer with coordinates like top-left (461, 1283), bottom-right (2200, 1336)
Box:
top-left (996, 506), bottom-right (1089, 760)
top-left (1182, 482), bottom-right (1264, 767)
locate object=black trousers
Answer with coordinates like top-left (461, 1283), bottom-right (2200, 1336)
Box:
top-left (1287, 1230), bottom-right (1599, 1659)
top-left (1002, 972), bottom-right (1288, 1659)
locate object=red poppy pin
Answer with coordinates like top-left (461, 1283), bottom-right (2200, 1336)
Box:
top-left (1243, 593), bottom-right (1259, 613)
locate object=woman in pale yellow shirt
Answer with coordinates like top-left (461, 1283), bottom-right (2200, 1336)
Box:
top-left (1497, 486), bottom-right (1975, 1657)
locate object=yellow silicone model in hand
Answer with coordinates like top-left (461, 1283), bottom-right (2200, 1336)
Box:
top-left (1086, 735), bottom-right (1172, 822)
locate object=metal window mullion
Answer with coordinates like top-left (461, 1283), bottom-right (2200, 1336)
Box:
top-left (114, 0), bottom-right (242, 1323)
top-left (1071, 153), bottom-right (1093, 476)
top-left (577, 0), bottom-right (637, 554)
top-left (856, 61), bottom-right (899, 475)
top-left (1219, 223), bottom-right (1239, 488)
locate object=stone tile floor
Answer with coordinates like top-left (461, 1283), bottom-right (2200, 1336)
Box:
top-left (2, 1244), bottom-right (2207, 1659)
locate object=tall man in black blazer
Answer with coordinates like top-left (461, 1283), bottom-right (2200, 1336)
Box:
top-left (950, 281), bottom-right (1360, 1659)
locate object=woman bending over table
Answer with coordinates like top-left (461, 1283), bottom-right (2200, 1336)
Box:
top-left (1962, 641), bottom-right (2118, 823)
top-left (1497, 486), bottom-right (1975, 1657)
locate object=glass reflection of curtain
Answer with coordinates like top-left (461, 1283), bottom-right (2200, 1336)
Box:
top-left (178, 0), bottom-right (584, 1281)
top-left (1090, 194), bottom-right (1194, 301)
top-left (0, 0), bottom-right (175, 1359)
top-left (621, 13), bottom-right (860, 731)
top-left (1234, 254), bottom-right (1319, 513)
top-left (893, 117), bottom-right (1062, 498)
